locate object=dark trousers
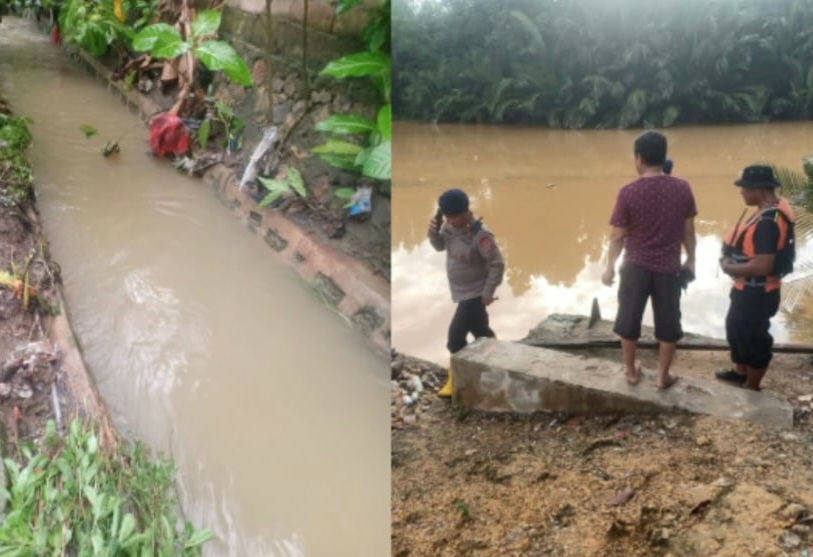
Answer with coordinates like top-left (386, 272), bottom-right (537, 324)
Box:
top-left (726, 287), bottom-right (780, 369)
top-left (447, 297), bottom-right (495, 354)
top-left (613, 262), bottom-right (683, 342)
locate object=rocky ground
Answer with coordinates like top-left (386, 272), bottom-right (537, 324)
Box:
top-left (392, 348), bottom-right (813, 557)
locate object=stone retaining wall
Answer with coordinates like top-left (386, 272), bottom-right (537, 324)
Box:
top-left (221, 0), bottom-right (374, 66)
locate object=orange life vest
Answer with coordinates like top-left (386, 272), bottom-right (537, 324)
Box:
top-left (722, 198), bottom-right (795, 293)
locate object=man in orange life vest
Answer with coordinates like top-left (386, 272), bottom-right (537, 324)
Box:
top-left (717, 165), bottom-right (796, 391)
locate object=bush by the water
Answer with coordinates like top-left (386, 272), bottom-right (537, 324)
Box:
top-left (0, 419), bottom-right (214, 557)
top-left (0, 110), bottom-right (33, 206)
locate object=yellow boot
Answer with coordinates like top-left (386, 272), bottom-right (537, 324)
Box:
top-left (438, 365), bottom-right (453, 398)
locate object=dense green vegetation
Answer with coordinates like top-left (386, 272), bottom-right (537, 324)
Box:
top-left (314, 0), bottom-right (392, 181)
top-left (393, 0), bottom-right (813, 128)
top-left (0, 108), bottom-right (33, 206)
top-left (0, 419), bottom-right (214, 557)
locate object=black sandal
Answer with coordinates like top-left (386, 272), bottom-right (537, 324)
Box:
top-left (715, 368), bottom-right (747, 384)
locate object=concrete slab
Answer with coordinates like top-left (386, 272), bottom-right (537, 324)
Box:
top-left (452, 339), bottom-right (794, 429)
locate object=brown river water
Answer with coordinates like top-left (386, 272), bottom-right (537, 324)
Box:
top-left (0, 17), bottom-right (388, 557)
top-left (393, 121), bottom-right (813, 365)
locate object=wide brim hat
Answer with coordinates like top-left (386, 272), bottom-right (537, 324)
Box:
top-left (734, 165), bottom-right (780, 189)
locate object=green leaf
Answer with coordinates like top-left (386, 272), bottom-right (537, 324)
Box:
top-left (311, 139), bottom-right (363, 156)
top-left (362, 140), bottom-right (390, 180)
top-left (161, 515), bottom-right (174, 557)
top-left (258, 190), bottom-right (285, 208)
top-left (198, 119), bottom-right (211, 149)
top-left (87, 435), bottom-right (98, 455)
top-left (92, 532), bottom-right (104, 555)
top-left (334, 187), bottom-right (356, 199)
top-left (320, 52), bottom-right (389, 80)
top-left (153, 38), bottom-right (189, 60)
top-left (119, 513), bottom-right (136, 543)
top-left (314, 114), bottom-right (377, 135)
top-left (80, 124), bottom-right (98, 138)
top-left (377, 104), bottom-right (391, 140)
top-left (335, 0), bottom-right (362, 15)
top-left (373, 68), bottom-right (391, 104)
top-left (355, 145), bottom-right (373, 167)
top-left (662, 105), bottom-right (680, 127)
top-left (85, 27), bottom-right (109, 57)
top-left (509, 10), bottom-right (545, 50)
top-left (191, 10), bottom-right (220, 39)
top-left (363, 20), bottom-right (388, 53)
top-left (259, 177), bottom-right (287, 192)
top-left (184, 529), bottom-right (215, 549)
top-left (214, 100), bottom-right (234, 120)
top-left (286, 167), bottom-right (307, 198)
top-left (121, 529), bottom-right (153, 551)
top-left (132, 23), bottom-right (185, 57)
top-left (195, 41), bottom-right (252, 86)
top-left (316, 153), bottom-right (358, 171)
top-left (124, 71), bottom-right (137, 90)
top-left (258, 177), bottom-right (289, 208)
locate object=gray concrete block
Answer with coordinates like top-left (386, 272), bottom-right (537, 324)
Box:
top-left (453, 339), bottom-right (793, 429)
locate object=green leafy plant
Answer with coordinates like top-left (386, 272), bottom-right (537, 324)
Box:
top-left (198, 100), bottom-right (244, 151)
top-left (0, 112), bottom-right (34, 205)
top-left (453, 499), bottom-right (472, 523)
top-left (132, 9), bottom-right (252, 87)
top-left (258, 165), bottom-right (307, 208)
top-left (0, 113), bottom-right (32, 152)
top-left (0, 419), bottom-right (214, 556)
top-left (58, 0), bottom-right (135, 57)
top-left (452, 402), bottom-right (470, 423)
top-left (312, 0), bottom-right (391, 181)
top-left (121, 0), bottom-right (161, 30)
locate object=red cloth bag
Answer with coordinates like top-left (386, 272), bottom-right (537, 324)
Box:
top-left (148, 112), bottom-right (190, 157)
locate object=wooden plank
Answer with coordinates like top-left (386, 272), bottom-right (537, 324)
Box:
top-left (521, 338), bottom-right (813, 354)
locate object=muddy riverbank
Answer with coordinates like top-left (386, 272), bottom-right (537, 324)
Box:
top-left (392, 348), bottom-right (813, 557)
top-left (0, 96), bottom-right (110, 452)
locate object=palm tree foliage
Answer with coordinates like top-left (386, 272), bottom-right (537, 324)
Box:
top-left (393, 0), bottom-right (813, 128)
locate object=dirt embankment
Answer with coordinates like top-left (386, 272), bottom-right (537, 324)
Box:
top-left (0, 99), bottom-right (62, 447)
top-left (392, 348), bottom-right (813, 557)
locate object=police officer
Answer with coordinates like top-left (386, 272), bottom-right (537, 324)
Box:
top-left (718, 165), bottom-right (796, 390)
top-left (428, 188), bottom-right (505, 397)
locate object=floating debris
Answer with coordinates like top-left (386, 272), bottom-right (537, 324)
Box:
top-left (80, 124), bottom-right (98, 138)
top-left (100, 140), bottom-right (120, 157)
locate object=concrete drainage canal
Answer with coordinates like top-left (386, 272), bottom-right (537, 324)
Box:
top-left (0, 17), bottom-right (389, 557)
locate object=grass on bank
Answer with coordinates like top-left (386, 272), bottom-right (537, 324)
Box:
top-left (0, 111), bottom-right (34, 207)
top-left (0, 419), bottom-right (214, 557)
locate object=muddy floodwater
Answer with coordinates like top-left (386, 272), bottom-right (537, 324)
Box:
top-left (0, 17), bottom-right (388, 557)
top-left (393, 121), bottom-right (813, 365)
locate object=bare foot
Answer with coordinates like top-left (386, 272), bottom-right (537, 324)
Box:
top-left (625, 362), bottom-right (642, 386)
top-left (657, 375), bottom-right (679, 391)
